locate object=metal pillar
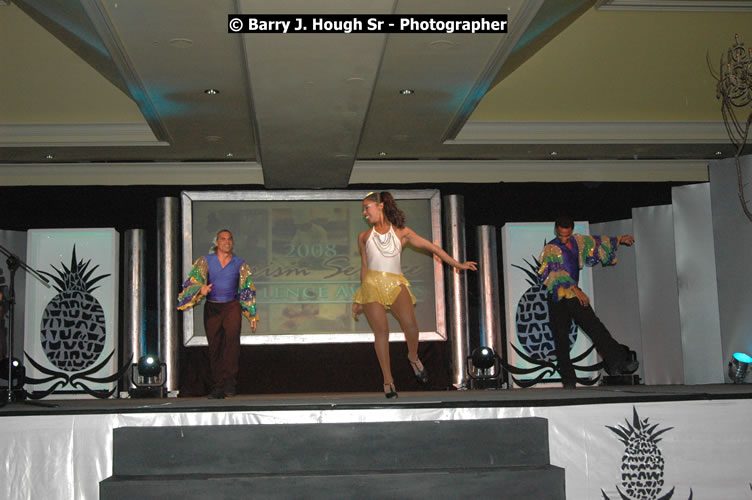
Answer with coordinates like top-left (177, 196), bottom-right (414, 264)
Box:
top-left (123, 229), bottom-right (146, 391)
top-left (442, 195), bottom-right (470, 389)
top-left (157, 197), bottom-right (180, 395)
top-left (476, 225), bottom-right (505, 386)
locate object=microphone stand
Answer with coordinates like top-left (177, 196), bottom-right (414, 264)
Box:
top-left (0, 244), bottom-right (56, 408)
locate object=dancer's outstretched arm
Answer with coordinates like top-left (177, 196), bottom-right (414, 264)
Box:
top-left (400, 226), bottom-right (477, 271)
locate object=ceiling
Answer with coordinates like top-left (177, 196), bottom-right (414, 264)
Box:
top-left (1, 0), bottom-right (752, 188)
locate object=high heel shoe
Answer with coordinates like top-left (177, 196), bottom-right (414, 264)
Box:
top-left (383, 382), bottom-right (398, 399)
top-left (408, 357), bottom-right (429, 384)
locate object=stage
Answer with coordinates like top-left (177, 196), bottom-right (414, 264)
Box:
top-left (2, 384), bottom-right (752, 499)
top-left (1, 383), bottom-right (751, 416)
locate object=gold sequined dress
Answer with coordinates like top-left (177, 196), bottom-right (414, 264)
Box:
top-left (352, 225), bottom-right (416, 309)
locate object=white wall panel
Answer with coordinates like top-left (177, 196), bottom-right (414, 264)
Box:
top-left (23, 229), bottom-right (120, 395)
top-left (590, 219), bottom-right (642, 377)
top-left (501, 222), bottom-right (598, 387)
top-left (632, 205), bottom-right (683, 384)
top-left (709, 155), bottom-right (752, 379)
top-left (672, 183), bottom-right (724, 384)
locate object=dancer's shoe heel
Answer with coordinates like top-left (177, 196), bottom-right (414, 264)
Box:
top-left (383, 382), bottom-right (398, 399)
top-left (408, 357), bottom-right (429, 384)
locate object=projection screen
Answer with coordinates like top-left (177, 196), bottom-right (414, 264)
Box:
top-left (181, 190), bottom-right (445, 345)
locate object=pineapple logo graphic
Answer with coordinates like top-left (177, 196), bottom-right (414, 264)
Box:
top-left (513, 257), bottom-right (577, 361)
top-left (38, 246), bottom-right (110, 372)
top-left (602, 406), bottom-right (692, 500)
top-left (22, 245), bottom-right (130, 400)
top-left (502, 256), bottom-right (599, 387)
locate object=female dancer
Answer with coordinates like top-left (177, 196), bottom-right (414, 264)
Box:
top-left (352, 192), bottom-right (477, 398)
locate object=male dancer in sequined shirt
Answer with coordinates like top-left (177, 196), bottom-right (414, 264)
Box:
top-left (178, 229), bottom-right (257, 399)
top-left (538, 216), bottom-right (638, 388)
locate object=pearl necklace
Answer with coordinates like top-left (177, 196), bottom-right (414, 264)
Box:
top-left (372, 226), bottom-right (400, 257)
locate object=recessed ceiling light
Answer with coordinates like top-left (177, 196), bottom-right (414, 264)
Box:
top-left (399, 89), bottom-right (414, 95)
top-left (429, 40), bottom-right (456, 51)
top-left (715, 151), bottom-right (723, 156)
top-left (204, 88), bottom-right (219, 95)
top-left (45, 154), bottom-right (54, 159)
top-left (169, 38), bottom-right (194, 49)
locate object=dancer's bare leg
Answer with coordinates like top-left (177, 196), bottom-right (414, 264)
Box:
top-left (390, 286), bottom-right (424, 371)
top-left (363, 302), bottom-right (393, 385)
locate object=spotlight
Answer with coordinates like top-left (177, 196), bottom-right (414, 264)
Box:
top-left (129, 355), bottom-right (166, 398)
top-left (0, 357), bottom-right (25, 390)
top-left (466, 347), bottom-right (503, 389)
top-left (472, 347), bottom-right (496, 370)
top-left (728, 352), bottom-right (752, 384)
top-left (138, 355), bottom-right (162, 377)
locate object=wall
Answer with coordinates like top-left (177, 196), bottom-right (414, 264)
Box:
top-left (709, 155), bottom-right (752, 379)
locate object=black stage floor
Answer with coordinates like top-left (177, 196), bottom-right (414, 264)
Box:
top-left (1, 383), bottom-right (750, 417)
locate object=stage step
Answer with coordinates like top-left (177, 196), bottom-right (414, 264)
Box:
top-left (100, 466), bottom-right (565, 499)
top-left (100, 418), bottom-right (565, 499)
top-left (111, 418), bottom-right (552, 475)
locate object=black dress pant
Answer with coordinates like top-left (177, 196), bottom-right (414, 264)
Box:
top-left (203, 300), bottom-right (242, 391)
top-left (547, 297), bottom-right (625, 384)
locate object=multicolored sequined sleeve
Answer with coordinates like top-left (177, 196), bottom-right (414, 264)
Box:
top-left (177, 256), bottom-right (208, 310)
top-left (238, 262), bottom-right (258, 324)
top-left (538, 244), bottom-right (578, 301)
top-left (574, 234), bottom-right (618, 268)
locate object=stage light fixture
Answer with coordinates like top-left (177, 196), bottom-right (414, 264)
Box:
top-left (728, 352), bottom-right (752, 384)
top-left (472, 347), bottom-right (496, 370)
top-left (466, 347), bottom-right (503, 389)
top-left (0, 357), bottom-right (25, 390)
top-left (138, 355), bottom-right (162, 377)
top-left (129, 355), bottom-right (166, 398)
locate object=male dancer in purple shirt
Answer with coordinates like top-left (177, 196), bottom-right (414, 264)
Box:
top-left (538, 216), bottom-right (638, 388)
top-left (178, 229), bottom-right (258, 398)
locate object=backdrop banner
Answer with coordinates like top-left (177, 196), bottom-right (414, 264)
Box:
top-left (501, 222), bottom-right (599, 387)
top-left (181, 190), bottom-right (445, 345)
top-left (23, 229), bottom-right (120, 397)
top-left (0, 399), bottom-right (745, 500)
